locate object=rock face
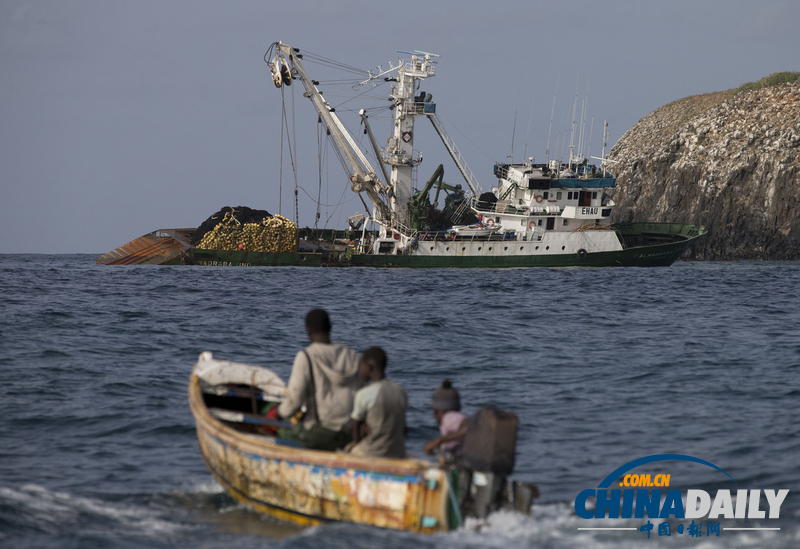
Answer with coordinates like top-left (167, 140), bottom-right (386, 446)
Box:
top-left (608, 83), bottom-right (800, 260)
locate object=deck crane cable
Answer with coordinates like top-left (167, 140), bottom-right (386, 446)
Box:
top-left (278, 86), bottom-right (284, 216)
top-left (522, 94), bottom-right (536, 161)
top-left (295, 182), bottom-right (357, 208)
top-left (268, 42), bottom-right (374, 227)
top-left (297, 50), bottom-right (369, 77)
top-left (264, 43), bottom-right (368, 78)
top-left (316, 111), bottom-right (324, 229)
top-left (439, 113), bottom-right (495, 163)
top-left (291, 80), bottom-right (299, 227)
top-left (324, 133), bottom-right (357, 229)
top-left (279, 86), bottom-right (299, 224)
top-left (330, 79), bottom-right (388, 111)
top-left (546, 74), bottom-right (559, 163)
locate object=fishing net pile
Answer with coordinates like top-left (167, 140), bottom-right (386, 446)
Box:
top-left (193, 206), bottom-right (298, 253)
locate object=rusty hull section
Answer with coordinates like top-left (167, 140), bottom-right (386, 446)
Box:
top-left (96, 228), bottom-right (195, 265)
top-left (188, 375), bottom-right (450, 533)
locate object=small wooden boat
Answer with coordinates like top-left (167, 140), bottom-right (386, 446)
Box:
top-left (188, 352), bottom-right (536, 533)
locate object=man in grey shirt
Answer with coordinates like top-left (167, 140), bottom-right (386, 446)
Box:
top-left (277, 309), bottom-right (360, 451)
top-left (349, 347), bottom-right (407, 459)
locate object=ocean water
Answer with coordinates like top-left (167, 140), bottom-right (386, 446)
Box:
top-left (1, 254), bottom-right (798, 548)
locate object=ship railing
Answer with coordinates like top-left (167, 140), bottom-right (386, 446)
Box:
top-left (494, 163), bottom-right (510, 180)
top-left (408, 102), bottom-right (437, 116)
top-left (417, 229), bottom-right (529, 244)
top-left (381, 149), bottom-right (423, 166)
top-left (402, 59), bottom-right (436, 76)
top-left (450, 196), bottom-right (475, 223)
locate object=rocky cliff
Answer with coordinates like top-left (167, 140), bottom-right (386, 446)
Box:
top-left (608, 76), bottom-right (800, 260)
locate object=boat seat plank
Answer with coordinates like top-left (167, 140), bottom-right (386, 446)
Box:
top-left (208, 407), bottom-right (291, 429)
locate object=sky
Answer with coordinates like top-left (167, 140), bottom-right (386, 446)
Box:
top-left (2, 0), bottom-right (798, 253)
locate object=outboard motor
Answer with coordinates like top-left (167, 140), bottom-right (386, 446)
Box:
top-left (459, 406), bottom-right (533, 518)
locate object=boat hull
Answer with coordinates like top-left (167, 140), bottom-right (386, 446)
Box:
top-left (177, 223), bottom-right (705, 268)
top-left (188, 366), bottom-right (452, 532)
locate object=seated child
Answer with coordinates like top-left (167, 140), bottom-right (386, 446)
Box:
top-left (349, 347), bottom-right (407, 459)
top-left (423, 380), bottom-right (468, 456)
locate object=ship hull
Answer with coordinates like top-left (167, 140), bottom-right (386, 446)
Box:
top-left (177, 222), bottom-right (705, 268)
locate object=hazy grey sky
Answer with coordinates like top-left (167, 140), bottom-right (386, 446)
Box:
top-left (2, 0), bottom-right (798, 253)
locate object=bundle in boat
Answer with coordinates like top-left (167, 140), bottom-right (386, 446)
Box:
top-left (194, 208), bottom-right (298, 253)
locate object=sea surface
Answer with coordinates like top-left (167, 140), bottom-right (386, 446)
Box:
top-left (1, 254), bottom-right (798, 548)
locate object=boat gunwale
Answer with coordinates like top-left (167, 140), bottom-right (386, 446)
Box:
top-left (188, 363), bottom-right (441, 477)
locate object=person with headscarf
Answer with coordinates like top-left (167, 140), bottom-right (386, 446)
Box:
top-left (423, 380), bottom-right (468, 456)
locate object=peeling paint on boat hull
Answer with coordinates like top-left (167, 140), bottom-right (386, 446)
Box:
top-left (188, 371), bottom-right (450, 532)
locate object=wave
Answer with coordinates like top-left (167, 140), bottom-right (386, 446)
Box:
top-left (0, 484), bottom-right (194, 540)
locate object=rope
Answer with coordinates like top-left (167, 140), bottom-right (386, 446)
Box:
top-left (292, 80), bottom-right (299, 227)
top-left (279, 87), bottom-right (284, 216)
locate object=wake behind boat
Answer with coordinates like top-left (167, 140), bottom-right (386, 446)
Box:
top-left (188, 353), bottom-right (537, 532)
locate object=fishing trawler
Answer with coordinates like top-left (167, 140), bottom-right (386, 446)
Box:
top-left (98, 42), bottom-right (705, 268)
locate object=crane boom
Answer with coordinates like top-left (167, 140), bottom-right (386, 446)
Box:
top-left (272, 43), bottom-right (391, 223)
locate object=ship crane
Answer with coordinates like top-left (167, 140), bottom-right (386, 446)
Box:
top-left (270, 43), bottom-right (393, 226)
top-left (271, 43), bottom-right (479, 242)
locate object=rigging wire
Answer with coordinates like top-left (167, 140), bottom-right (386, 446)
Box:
top-left (316, 115), bottom-right (324, 228)
top-left (299, 51), bottom-right (368, 77)
top-left (279, 86), bottom-right (299, 222)
top-left (330, 79), bottom-right (387, 110)
top-left (295, 181), bottom-right (358, 208)
top-left (292, 79), bottom-right (299, 226)
top-left (265, 43), bottom-right (389, 229)
top-left (439, 113), bottom-right (495, 163)
top-left (278, 86), bottom-right (284, 216)
top-left (546, 74), bottom-right (559, 163)
top-left (522, 94), bottom-right (536, 161)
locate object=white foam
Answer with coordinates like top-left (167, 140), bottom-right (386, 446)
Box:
top-left (428, 502), bottom-right (796, 549)
top-left (0, 484), bottom-right (192, 537)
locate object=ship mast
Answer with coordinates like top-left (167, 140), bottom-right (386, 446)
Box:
top-left (272, 44), bottom-right (442, 238)
top-left (379, 50), bottom-right (437, 232)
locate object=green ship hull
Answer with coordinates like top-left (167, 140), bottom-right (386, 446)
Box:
top-left (170, 222), bottom-right (705, 268)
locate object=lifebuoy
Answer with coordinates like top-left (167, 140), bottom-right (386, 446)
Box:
top-left (485, 218), bottom-right (495, 226)
top-left (527, 221), bottom-right (536, 230)
top-left (535, 195), bottom-right (544, 203)
top-left (577, 248), bottom-right (588, 261)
